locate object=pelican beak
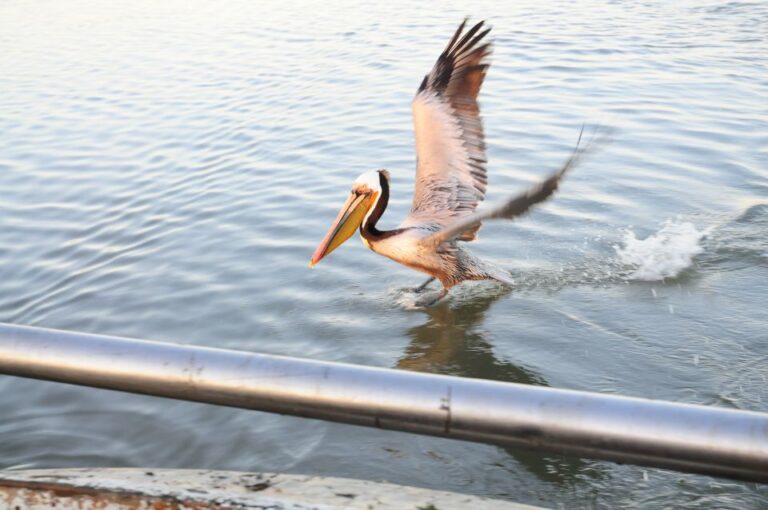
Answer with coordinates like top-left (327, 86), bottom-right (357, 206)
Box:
top-left (310, 191), bottom-right (376, 267)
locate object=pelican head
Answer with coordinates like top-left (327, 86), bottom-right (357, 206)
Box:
top-left (309, 170), bottom-right (386, 267)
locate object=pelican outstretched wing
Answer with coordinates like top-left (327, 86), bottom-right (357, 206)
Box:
top-left (401, 19), bottom-right (492, 241)
top-left (423, 127), bottom-right (605, 248)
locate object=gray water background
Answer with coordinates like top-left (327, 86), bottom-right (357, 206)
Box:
top-left (1, 0), bottom-right (767, 507)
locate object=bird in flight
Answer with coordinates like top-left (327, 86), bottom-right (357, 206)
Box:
top-left (310, 19), bottom-right (594, 306)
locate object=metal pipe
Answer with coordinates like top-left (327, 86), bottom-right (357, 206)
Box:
top-left (0, 322), bottom-right (766, 482)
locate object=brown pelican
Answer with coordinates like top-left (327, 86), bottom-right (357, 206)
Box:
top-left (310, 19), bottom-right (593, 305)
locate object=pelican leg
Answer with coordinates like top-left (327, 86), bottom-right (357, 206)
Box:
top-left (414, 276), bottom-right (436, 293)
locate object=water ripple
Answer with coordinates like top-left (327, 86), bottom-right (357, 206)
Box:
top-left (1, 1), bottom-right (767, 508)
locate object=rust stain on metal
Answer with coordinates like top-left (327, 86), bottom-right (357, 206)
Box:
top-left (0, 468), bottom-right (539, 509)
top-left (0, 480), bottom-right (234, 509)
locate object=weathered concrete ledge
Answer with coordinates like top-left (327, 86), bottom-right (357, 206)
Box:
top-left (0, 468), bottom-right (544, 509)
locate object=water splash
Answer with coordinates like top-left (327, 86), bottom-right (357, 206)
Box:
top-left (614, 220), bottom-right (710, 281)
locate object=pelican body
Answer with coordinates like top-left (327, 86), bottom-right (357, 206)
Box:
top-left (310, 20), bottom-right (591, 304)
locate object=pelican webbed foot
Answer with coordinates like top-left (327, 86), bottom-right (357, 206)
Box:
top-left (415, 287), bottom-right (449, 307)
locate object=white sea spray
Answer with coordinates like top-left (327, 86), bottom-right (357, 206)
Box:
top-left (614, 220), bottom-right (710, 281)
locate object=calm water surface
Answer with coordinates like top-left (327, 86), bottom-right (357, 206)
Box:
top-left (1, 1), bottom-right (767, 508)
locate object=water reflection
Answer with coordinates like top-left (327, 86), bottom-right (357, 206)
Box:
top-left (396, 288), bottom-right (604, 485)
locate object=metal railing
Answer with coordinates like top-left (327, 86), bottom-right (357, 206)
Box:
top-left (0, 322), bottom-right (766, 482)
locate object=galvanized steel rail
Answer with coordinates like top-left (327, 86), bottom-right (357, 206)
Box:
top-left (0, 322), bottom-right (766, 482)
